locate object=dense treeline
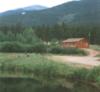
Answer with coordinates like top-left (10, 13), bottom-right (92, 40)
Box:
top-left (0, 24), bottom-right (45, 53)
top-left (0, 25), bottom-right (41, 44)
top-left (0, 23), bottom-right (100, 45)
top-left (34, 24), bottom-right (100, 44)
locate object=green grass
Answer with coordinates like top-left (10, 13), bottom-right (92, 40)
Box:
top-left (0, 53), bottom-right (75, 85)
top-left (0, 53), bottom-right (100, 82)
top-left (90, 45), bottom-right (100, 51)
top-left (0, 53), bottom-right (100, 92)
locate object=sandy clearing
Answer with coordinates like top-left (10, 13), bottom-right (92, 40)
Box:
top-left (47, 49), bottom-right (100, 68)
top-left (84, 49), bottom-right (100, 57)
top-left (48, 55), bottom-right (100, 66)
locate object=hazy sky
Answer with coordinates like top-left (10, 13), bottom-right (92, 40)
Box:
top-left (0, 0), bottom-right (73, 12)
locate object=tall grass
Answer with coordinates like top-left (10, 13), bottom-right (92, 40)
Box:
top-left (90, 45), bottom-right (100, 51)
top-left (0, 53), bottom-right (74, 85)
top-left (0, 53), bottom-right (100, 92)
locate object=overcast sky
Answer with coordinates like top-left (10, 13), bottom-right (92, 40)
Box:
top-left (0, 0), bottom-right (74, 12)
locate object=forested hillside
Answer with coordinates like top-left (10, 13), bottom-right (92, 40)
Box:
top-left (0, 0), bottom-right (100, 26)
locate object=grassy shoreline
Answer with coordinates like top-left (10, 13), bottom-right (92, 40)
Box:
top-left (0, 53), bottom-right (100, 92)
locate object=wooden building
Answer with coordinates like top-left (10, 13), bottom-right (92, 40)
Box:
top-left (62, 38), bottom-right (89, 48)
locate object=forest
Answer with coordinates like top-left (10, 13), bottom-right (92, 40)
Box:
top-left (0, 23), bottom-right (99, 53)
top-left (0, 23), bottom-right (100, 45)
top-left (34, 23), bottom-right (100, 44)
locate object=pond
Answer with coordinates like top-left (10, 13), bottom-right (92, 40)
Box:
top-left (0, 78), bottom-right (99, 92)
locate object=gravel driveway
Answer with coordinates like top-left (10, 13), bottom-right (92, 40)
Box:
top-left (47, 49), bottom-right (100, 68)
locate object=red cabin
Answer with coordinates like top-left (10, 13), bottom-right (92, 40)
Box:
top-left (62, 38), bottom-right (89, 48)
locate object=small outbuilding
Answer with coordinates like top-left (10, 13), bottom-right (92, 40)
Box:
top-left (61, 38), bottom-right (89, 48)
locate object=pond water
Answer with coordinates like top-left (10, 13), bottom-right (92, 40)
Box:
top-left (0, 78), bottom-right (99, 92)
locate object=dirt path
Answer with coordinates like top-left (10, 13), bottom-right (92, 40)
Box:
top-left (47, 49), bottom-right (100, 68)
top-left (84, 49), bottom-right (100, 57)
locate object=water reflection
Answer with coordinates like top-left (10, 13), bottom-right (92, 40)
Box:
top-left (0, 78), bottom-right (99, 92)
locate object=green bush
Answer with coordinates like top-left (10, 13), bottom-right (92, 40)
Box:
top-left (0, 41), bottom-right (25, 52)
top-left (0, 42), bottom-right (47, 53)
top-left (32, 43), bottom-right (47, 53)
top-left (49, 46), bottom-right (87, 56)
top-left (0, 41), bottom-right (87, 55)
top-left (23, 43), bottom-right (47, 53)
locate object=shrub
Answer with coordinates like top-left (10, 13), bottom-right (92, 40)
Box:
top-left (0, 42), bottom-right (47, 53)
top-left (0, 41), bottom-right (87, 55)
top-left (0, 41), bottom-right (25, 52)
top-left (23, 43), bottom-right (48, 53)
top-left (49, 46), bottom-right (87, 56)
top-left (32, 43), bottom-right (48, 53)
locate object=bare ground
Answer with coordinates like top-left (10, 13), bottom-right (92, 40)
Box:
top-left (47, 49), bottom-right (100, 68)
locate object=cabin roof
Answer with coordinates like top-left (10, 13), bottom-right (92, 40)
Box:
top-left (62, 38), bottom-right (85, 43)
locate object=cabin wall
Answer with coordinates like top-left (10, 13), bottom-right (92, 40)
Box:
top-left (62, 39), bottom-right (89, 48)
top-left (76, 39), bottom-right (89, 48)
top-left (62, 42), bottom-right (77, 48)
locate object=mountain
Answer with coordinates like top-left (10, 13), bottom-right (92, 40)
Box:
top-left (0, 0), bottom-right (100, 26)
top-left (0, 5), bottom-right (47, 16)
top-left (23, 5), bottom-right (47, 11)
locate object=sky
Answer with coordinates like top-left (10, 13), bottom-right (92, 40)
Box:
top-left (0, 0), bottom-right (73, 12)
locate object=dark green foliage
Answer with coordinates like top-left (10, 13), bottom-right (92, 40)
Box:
top-left (0, 27), bottom-right (41, 44)
top-left (0, 22), bottom-right (100, 45)
top-left (49, 46), bottom-right (87, 56)
top-left (34, 24), bottom-right (100, 44)
top-left (0, 26), bottom-right (47, 53)
top-left (31, 43), bottom-right (47, 53)
top-left (68, 68), bottom-right (89, 80)
top-left (0, 41), bottom-right (87, 55)
top-left (0, 78), bottom-right (71, 92)
top-left (86, 67), bottom-right (100, 82)
top-left (0, 77), bottom-right (99, 92)
top-left (0, 42), bottom-right (47, 53)
top-left (23, 43), bottom-right (48, 53)
top-left (0, 42), bottom-right (25, 52)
